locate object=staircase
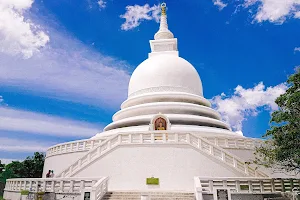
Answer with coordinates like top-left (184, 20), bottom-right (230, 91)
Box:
top-left (103, 191), bottom-right (195, 200)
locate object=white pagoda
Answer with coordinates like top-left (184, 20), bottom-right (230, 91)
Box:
top-left (4, 3), bottom-right (300, 200)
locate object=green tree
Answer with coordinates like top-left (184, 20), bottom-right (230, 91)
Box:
top-left (2, 161), bottom-right (24, 178)
top-left (22, 152), bottom-right (45, 178)
top-left (0, 161), bottom-right (4, 173)
top-left (254, 69), bottom-right (300, 174)
top-left (0, 152), bottom-right (45, 183)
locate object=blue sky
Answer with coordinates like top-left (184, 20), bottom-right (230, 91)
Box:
top-left (0, 0), bottom-right (299, 163)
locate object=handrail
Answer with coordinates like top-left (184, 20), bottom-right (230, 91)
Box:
top-left (194, 177), bottom-right (300, 194)
top-left (55, 134), bottom-right (119, 178)
top-left (46, 138), bottom-right (104, 157)
top-left (91, 177), bottom-right (109, 200)
top-left (56, 132), bottom-right (267, 178)
top-left (194, 177), bottom-right (203, 200)
top-left (46, 134), bottom-right (261, 158)
top-left (189, 134), bottom-right (267, 177)
top-left (4, 177), bottom-right (103, 193)
top-left (204, 137), bottom-right (261, 150)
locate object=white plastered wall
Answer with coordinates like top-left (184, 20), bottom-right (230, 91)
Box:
top-left (74, 145), bottom-right (246, 191)
top-left (43, 152), bottom-right (87, 177)
top-left (227, 148), bottom-right (300, 178)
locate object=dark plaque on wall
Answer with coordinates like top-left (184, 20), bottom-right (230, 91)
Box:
top-left (84, 192), bottom-right (90, 200)
top-left (216, 189), bottom-right (229, 200)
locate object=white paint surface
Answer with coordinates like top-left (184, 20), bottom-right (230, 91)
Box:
top-left (75, 145), bottom-right (244, 191)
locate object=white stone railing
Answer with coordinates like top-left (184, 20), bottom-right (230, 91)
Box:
top-left (194, 177), bottom-right (300, 197)
top-left (4, 177), bottom-right (104, 194)
top-left (204, 137), bottom-right (261, 150)
top-left (90, 177), bottom-right (109, 200)
top-left (56, 132), bottom-right (267, 178)
top-left (46, 134), bottom-right (261, 158)
top-left (46, 138), bottom-right (104, 157)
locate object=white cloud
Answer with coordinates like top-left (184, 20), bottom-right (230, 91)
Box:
top-left (0, 0), bottom-right (49, 58)
top-left (211, 82), bottom-right (287, 131)
top-left (0, 137), bottom-right (52, 152)
top-left (0, 15), bottom-right (131, 108)
top-left (295, 47), bottom-right (300, 53)
top-left (120, 4), bottom-right (160, 31)
top-left (0, 107), bottom-right (102, 137)
top-left (213, 0), bottom-right (227, 10)
top-left (242, 0), bottom-right (300, 23)
top-left (97, 0), bottom-right (106, 9)
top-left (0, 158), bottom-right (22, 164)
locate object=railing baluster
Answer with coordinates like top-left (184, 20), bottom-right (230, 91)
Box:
top-left (83, 141), bottom-right (87, 150)
top-left (221, 152), bottom-right (225, 161)
top-left (70, 180), bottom-right (74, 192)
top-left (225, 138), bottom-right (229, 148)
top-left (260, 180), bottom-right (264, 193)
top-left (42, 181), bottom-right (46, 192)
top-left (175, 133), bottom-right (178, 142)
top-left (233, 158), bottom-right (237, 168)
top-left (60, 180), bottom-right (64, 192)
top-left (129, 134), bottom-right (132, 143)
top-left (91, 140), bottom-right (94, 149)
top-left (151, 133), bottom-right (154, 143)
top-left (51, 181), bottom-right (55, 192)
top-left (140, 133), bottom-right (143, 143)
top-left (209, 180), bottom-right (213, 193)
top-left (209, 145), bottom-right (213, 155)
top-left (186, 134), bottom-right (190, 144)
top-left (271, 179), bottom-right (275, 192)
top-left (199, 138), bottom-right (202, 149)
top-left (236, 180), bottom-right (240, 193)
top-left (70, 143), bottom-right (73, 152)
top-left (244, 165), bottom-right (249, 175)
top-left (249, 180), bottom-right (253, 193)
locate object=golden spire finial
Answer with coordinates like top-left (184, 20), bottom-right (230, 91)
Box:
top-left (161, 3), bottom-right (166, 16)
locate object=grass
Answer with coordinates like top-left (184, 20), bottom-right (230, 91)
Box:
top-left (0, 195), bottom-right (4, 200)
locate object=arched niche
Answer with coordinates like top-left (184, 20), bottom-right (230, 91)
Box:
top-left (149, 113), bottom-right (171, 131)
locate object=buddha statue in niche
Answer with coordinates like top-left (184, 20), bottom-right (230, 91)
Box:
top-left (155, 117), bottom-right (167, 130)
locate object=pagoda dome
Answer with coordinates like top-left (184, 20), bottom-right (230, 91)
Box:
top-left (128, 54), bottom-right (203, 98)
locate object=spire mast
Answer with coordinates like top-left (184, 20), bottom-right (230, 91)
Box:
top-left (159, 3), bottom-right (169, 31)
top-left (161, 2), bottom-right (166, 16)
top-left (154, 3), bottom-right (174, 40)
top-left (149, 2), bottom-right (178, 57)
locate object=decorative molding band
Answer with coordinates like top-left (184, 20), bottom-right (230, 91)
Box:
top-left (129, 86), bottom-right (200, 98)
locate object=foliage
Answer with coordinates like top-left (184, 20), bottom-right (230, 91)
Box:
top-left (254, 69), bottom-right (300, 174)
top-left (21, 190), bottom-right (29, 195)
top-left (0, 152), bottom-right (45, 183)
top-left (0, 161), bottom-right (4, 174)
top-left (240, 185), bottom-right (249, 190)
top-left (22, 152), bottom-right (45, 178)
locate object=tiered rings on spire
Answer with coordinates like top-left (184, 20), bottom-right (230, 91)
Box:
top-left (154, 3), bottom-right (174, 40)
top-left (161, 2), bottom-right (166, 15)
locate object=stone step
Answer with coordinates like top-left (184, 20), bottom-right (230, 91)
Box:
top-left (105, 193), bottom-right (194, 196)
top-left (103, 198), bottom-right (194, 200)
top-left (103, 197), bottom-right (195, 200)
top-left (105, 194), bottom-right (194, 197)
top-left (103, 191), bottom-right (195, 200)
